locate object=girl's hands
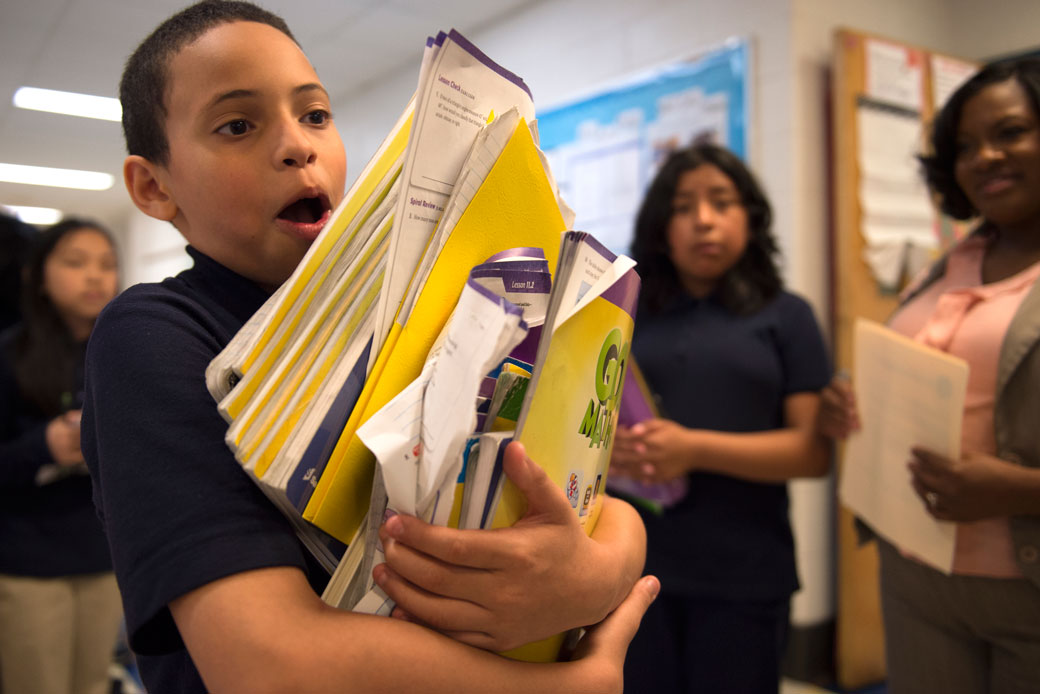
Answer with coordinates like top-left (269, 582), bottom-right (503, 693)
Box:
top-left (45, 410), bottom-right (85, 466)
top-left (609, 418), bottom-right (695, 484)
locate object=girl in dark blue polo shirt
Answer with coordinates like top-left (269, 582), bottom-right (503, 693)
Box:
top-left (0, 219), bottom-right (123, 694)
top-left (612, 144), bottom-right (831, 694)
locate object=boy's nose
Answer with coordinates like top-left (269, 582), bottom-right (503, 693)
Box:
top-left (275, 124), bottom-right (317, 168)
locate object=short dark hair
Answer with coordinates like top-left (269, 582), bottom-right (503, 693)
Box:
top-left (631, 143), bottom-right (782, 315)
top-left (919, 57), bottom-right (1040, 220)
top-left (14, 219), bottom-right (117, 416)
top-left (119, 0), bottom-right (297, 165)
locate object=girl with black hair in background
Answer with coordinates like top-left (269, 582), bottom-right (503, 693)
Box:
top-left (820, 57), bottom-right (1040, 694)
top-left (0, 219), bottom-right (122, 694)
top-left (611, 144), bottom-right (831, 694)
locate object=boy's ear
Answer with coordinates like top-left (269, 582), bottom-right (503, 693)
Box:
top-left (123, 155), bottom-right (178, 222)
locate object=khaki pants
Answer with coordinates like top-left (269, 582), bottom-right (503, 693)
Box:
top-left (0, 572), bottom-right (123, 694)
top-left (879, 539), bottom-right (1040, 694)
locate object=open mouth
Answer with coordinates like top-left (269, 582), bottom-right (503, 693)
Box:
top-left (277, 194), bottom-right (330, 224)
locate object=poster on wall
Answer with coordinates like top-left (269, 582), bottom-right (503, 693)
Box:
top-left (864, 38), bottom-right (924, 112)
top-left (930, 54), bottom-right (976, 111)
top-left (535, 38), bottom-right (750, 254)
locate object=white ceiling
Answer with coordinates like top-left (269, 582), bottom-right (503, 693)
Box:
top-left (0, 0), bottom-right (542, 229)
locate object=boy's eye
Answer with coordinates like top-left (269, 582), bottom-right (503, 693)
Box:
top-left (217, 119), bottom-right (252, 136)
top-left (303, 110), bottom-right (331, 126)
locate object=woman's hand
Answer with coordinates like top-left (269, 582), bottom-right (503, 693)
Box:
top-left (909, 447), bottom-right (1037, 521)
top-left (817, 375), bottom-right (860, 440)
top-left (45, 410), bottom-right (84, 466)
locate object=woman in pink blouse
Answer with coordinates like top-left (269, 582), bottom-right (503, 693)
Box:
top-left (821, 57), bottom-right (1040, 694)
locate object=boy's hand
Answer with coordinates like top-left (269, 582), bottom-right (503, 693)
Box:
top-left (374, 441), bottom-right (643, 652)
top-left (566, 575), bottom-right (659, 693)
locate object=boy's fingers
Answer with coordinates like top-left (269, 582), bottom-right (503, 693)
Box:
top-left (502, 441), bottom-right (576, 523)
top-left (425, 627), bottom-right (500, 651)
top-left (380, 513), bottom-right (511, 571)
top-left (372, 562), bottom-right (490, 632)
top-left (574, 575), bottom-right (660, 660)
top-left (380, 516), bottom-right (505, 577)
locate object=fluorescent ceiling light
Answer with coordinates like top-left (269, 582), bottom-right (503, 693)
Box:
top-left (0, 163), bottom-right (114, 191)
top-left (2, 204), bottom-right (63, 226)
top-left (13, 86), bottom-right (122, 122)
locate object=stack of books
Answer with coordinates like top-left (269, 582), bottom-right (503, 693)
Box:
top-left (206, 29), bottom-right (641, 661)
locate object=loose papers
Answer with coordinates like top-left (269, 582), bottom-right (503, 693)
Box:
top-left (838, 318), bottom-right (968, 573)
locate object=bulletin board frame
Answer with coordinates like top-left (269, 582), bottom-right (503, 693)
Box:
top-left (830, 27), bottom-right (977, 691)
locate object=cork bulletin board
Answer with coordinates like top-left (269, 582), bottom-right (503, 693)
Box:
top-left (830, 27), bottom-right (977, 690)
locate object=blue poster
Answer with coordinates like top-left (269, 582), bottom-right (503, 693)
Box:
top-left (536, 39), bottom-right (749, 254)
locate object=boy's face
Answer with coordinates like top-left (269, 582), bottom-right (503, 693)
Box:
top-left (157, 21), bottom-right (346, 289)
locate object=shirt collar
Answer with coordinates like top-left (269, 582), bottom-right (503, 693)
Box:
top-left (182, 246), bottom-right (272, 324)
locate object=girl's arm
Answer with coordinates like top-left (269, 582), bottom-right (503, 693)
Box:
top-left (617, 391), bottom-right (831, 484)
top-left (0, 355), bottom-right (80, 487)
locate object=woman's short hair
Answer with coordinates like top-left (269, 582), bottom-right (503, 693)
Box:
top-left (920, 57), bottom-right (1040, 220)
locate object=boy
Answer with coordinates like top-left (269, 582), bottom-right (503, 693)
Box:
top-left (81, 2), bottom-right (654, 692)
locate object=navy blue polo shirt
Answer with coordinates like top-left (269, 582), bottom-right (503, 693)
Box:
top-left (631, 290), bottom-right (829, 601)
top-left (82, 247), bottom-right (328, 694)
top-left (0, 331), bottom-right (112, 577)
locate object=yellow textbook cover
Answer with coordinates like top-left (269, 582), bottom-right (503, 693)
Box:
top-left (305, 118), bottom-right (568, 543)
top-left (491, 234), bottom-right (641, 662)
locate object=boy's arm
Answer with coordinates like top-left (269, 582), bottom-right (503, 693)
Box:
top-left (373, 442), bottom-right (647, 651)
top-left (171, 563), bottom-right (660, 694)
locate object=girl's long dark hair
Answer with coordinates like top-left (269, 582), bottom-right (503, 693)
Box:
top-left (12, 219), bottom-right (116, 416)
top-left (631, 143), bottom-right (782, 315)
